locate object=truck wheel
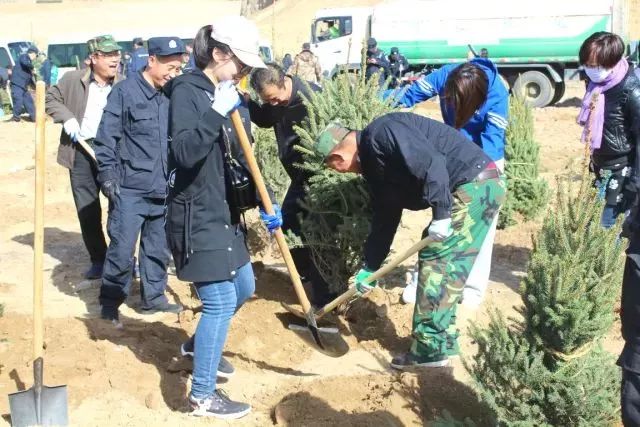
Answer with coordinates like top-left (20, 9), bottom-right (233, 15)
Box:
top-left (513, 71), bottom-right (554, 108)
top-left (550, 82), bottom-right (566, 105)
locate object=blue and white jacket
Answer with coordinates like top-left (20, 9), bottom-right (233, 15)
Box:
top-left (396, 58), bottom-right (509, 161)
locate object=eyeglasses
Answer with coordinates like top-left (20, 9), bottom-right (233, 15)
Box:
top-left (231, 55), bottom-right (251, 78)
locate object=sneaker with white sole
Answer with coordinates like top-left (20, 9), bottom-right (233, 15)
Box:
top-left (181, 340), bottom-right (235, 378)
top-left (189, 390), bottom-right (250, 419)
top-left (390, 352), bottom-right (450, 370)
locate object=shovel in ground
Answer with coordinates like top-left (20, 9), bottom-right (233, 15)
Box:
top-left (230, 109), bottom-right (348, 358)
top-left (9, 81), bottom-right (68, 427)
top-left (282, 236), bottom-right (434, 321)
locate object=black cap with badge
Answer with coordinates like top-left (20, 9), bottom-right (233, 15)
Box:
top-left (148, 37), bottom-right (186, 57)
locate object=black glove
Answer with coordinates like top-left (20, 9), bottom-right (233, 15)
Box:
top-left (100, 180), bottom-right (120, 203)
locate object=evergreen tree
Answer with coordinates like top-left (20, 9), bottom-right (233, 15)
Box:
top-left (466, 174), bottom-right (624, 426)
top-left (499, 96), bottom-right (549, 228)
top-left (253, 126), bottom-right (290, 203)
top-left (293, 73), bottom-right (396, 292)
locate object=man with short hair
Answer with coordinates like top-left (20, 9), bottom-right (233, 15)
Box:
top-left (289, 43), bottom-right (322, 85)
top-left (10, 46), bottom-right (38, 122)
top-left (315, 113), bottom-right (505, 369)
top-left (46, 35), bottom-right (124, 279)
top-left (95, 37), bottom-right (186, 321)
top-left (365, 38), bottom-right (389, 87)
top-left (127, 37), bottom-right (148, 78)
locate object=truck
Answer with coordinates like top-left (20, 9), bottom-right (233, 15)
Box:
top-left (310, 0), bottom-right (631, 107)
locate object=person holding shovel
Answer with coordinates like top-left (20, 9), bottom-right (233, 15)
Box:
top-left (389, 57), bottom-right (508, 308)
top-left (164, 18), bottom-right (275, 419)
top-left (314, 112), bottom-right (506, 369)
top-left (248, 63), bottom-right (338, 307)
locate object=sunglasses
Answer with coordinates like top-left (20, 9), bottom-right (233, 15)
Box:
top-left (95, 51), bottom-right (122, 58)
top-left (231, 55), bottom-right (251, 78)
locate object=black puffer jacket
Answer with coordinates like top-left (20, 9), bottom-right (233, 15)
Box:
top-left (591, 68), bottom-right (640, 169)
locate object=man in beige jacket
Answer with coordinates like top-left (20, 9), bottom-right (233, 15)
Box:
top-left (46, 35), bottom-right (124, 279)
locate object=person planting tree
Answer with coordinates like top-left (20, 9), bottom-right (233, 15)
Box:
top-left (314, 112), bottom-right (505, 369)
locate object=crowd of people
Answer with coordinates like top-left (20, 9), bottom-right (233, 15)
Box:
top-left (0, 16), bottom-right (637, 422)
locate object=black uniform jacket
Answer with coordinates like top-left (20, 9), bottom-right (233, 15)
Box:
top-left (359, 112), bottom-right (491, 270)
top-left (164, 69), bottom-right (258, 283)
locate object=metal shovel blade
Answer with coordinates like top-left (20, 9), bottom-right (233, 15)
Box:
top-left (287, 308), bottom-right (349, 358)
top-left (8, 358), bottom-right (68, 427)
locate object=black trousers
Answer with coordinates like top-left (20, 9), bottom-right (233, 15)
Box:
top-left (621, 228), bottom-right (640, 427)
top-left (69, 145), bottom-right (107, 264)
top-left (281, 183), bottom-right (336, 306)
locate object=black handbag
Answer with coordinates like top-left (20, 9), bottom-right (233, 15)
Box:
top-left (221, 127), bottom-right (258, 214)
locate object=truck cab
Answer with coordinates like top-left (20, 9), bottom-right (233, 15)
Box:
top-left (310, 8), bottom-right (371, 78)
top-left (0, 40), bottom-right (36, 70)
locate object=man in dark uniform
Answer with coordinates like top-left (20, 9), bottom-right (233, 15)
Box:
top-left (127, 37), bottom-right (148, 78)
top-left (10, 46), bottom-right (38, 122)
top-left (619, 164), bottom-right (640, 425)
top-left (315, 113), bottom-right (505, 369)
top-left (248, 63), bottom-right (336, 306)
top-left (388, 47), bottom-right (409, 88)
top-left (365, 38), bottom-right (389, 88)
top-left (94, 37), bottom-right (186, 322)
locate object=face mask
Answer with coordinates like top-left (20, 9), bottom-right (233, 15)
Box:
top-left (584, 66), bottom-right (612, 83)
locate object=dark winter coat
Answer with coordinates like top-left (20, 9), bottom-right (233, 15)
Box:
top-left (10, 53), bottom-right (34, 89)
top-left (591, 68), bottom-right (640, 171)
top-left (164, 69), bottom-right (265, 283)
top-left (359, 112), bottom-right (491, 270)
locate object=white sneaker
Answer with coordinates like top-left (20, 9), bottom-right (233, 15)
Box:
top-left (401, 270), bottom-right (419, 304)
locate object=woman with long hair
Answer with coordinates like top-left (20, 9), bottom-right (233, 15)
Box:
top-left (164, 17), bottom-right (277, 419)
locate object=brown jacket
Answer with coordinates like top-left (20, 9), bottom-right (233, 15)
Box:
top-left (45, 69), bottom-right (124, 169)
top-left (288, 50), bottom-right (322, 84)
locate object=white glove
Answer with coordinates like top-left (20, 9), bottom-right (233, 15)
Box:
top-left (211, 80), bottom-right (241, 117)
top-left (63, 118), bottom-right (81, 142)
top-left (428, 218), bottom-right (453, 242)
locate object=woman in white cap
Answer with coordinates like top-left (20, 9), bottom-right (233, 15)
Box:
top-left (164, 17), bottom-right (276, 419)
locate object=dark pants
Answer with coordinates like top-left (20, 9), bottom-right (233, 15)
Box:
top-left (282, 183), bottom-right (336, 306)
top-left (10, 83), bottom-right (34, 120)
top-left (621, 229), bottom-right (640, 426)
top-left (100, 194), bottom-right (169, 310)
top-left (69, 146), bottom-right (107, 264)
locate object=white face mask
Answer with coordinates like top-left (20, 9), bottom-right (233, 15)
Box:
top-left (584, 66), bottom-right (612, 83)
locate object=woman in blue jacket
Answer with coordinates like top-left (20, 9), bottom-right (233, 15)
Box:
top-left (393, 57), bottom-right (509, 308)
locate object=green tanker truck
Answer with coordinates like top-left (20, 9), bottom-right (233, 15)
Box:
top-left (310, 0), bottom-right (634, 107)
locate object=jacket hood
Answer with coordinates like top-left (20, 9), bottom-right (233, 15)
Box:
top-left (470, 57), bottom-right (506, 108)
top-left (163, 69), bottom-right (215, 97)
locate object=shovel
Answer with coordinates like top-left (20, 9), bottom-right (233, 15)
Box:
top-left (282, 236), bottom-right (434, 321)
top-left (229, 109), bottom-right (348, 358)
top-left (9, 81), bottom-right (69, 426)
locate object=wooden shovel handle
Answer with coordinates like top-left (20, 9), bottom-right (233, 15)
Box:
top-left (76, 138), bottom-right (97, 163)
top-left (34, 82), bottom-right (46, 359)
top-left (229, 111), bottom-right (314, 314)
top-left (314, 236), bottom-right (433, 319)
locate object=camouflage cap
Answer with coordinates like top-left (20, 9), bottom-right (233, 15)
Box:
top-left (315, 122), bottom-right (351, 157)
top-left (87, 35), bottom-right (122, 53)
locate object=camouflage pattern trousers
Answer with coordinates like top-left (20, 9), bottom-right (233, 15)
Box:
top-left (411, 176), bottom-right (506, 359)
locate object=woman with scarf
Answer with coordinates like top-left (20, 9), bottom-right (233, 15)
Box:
top-left (578, 31), bottom-right (640, 229)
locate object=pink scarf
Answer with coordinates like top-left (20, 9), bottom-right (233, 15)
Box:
top-left (577, 59), bottom-right (629, 151)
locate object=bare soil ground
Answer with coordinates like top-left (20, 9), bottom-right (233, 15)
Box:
top-left (0, 77), bottom-right (623, 426)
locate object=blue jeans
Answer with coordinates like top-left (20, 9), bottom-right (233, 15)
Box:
top-left (190, 262), bottom-right (255, 399)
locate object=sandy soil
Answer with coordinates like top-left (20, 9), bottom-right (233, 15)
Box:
top-left (0, 77), bottom-right (623, 427)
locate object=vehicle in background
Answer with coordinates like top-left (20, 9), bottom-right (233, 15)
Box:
top-left (0, 40), bottom-right (37, 69)
top-left (311, 0), bottom-right (631, 107)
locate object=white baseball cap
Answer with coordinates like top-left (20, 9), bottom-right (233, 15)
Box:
top-left (211, 16), bottom-right (267, 69)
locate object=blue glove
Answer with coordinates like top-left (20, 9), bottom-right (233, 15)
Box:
top-left (260, 204), bottom-right (283, 233)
